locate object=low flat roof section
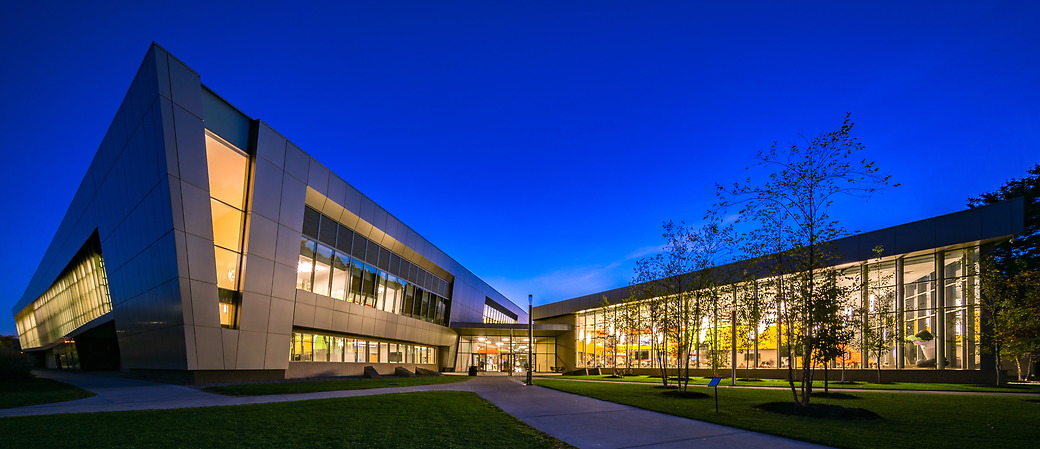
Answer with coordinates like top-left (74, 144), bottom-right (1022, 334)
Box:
top-left (450, 322), bottom-right (571, 337)
top-left (534, 197), bottom-right (1025, 320)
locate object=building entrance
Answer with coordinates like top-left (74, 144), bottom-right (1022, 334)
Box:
top-left (472, 353), bottom-right (527, 373)
top-left (456, 335), bottom-right (556, 373)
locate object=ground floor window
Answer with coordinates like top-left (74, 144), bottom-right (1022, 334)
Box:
top-left (290, 331), bottom-right (436, 365)
top-left (573, 247), bottom-right (982, 371)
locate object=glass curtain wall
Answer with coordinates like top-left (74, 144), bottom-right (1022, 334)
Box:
top-left (574, 248), bottom-right (982, 371)
top-left (14, 243), bottom-right (113, 350)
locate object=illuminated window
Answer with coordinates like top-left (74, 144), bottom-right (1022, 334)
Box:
top-left (205, 130), bottom-right (249, 328)
top-left (15, 238), bottom-right (112, 349)
top-left (295, 206), bottom-right (453, 325)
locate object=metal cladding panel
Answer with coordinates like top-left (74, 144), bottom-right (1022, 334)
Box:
top-left (308, 159), bottom-right (330, 197)
top-left (255, 122), bottom-right (286, 167)
top-left (242, 254), bottom-right (275, 297)
top-left (236, 330), bottom-right (268, 369)
top-left (245, 213), bottom-right (278, 261)
top-left (279, 175), bottom-right (307, 233)
top-left (284, 142), bottom-right (309, 182)
top-left (167, 54), bottom-right (203, 118)
top-left (251, 157), bottom-right (284, 222)
top-left (172, 104), bottom-right (209, 192)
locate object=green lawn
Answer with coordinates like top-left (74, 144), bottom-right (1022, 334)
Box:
top-left (535, 379), bottom-right (1040, 449)
top-left (0, 378), bottom-right (94, 408)
top-left (204, 375), bottom-right (470, 396)
top-left (544, 374), bottom-right (1040, 393)
top-left (0, 391), bottom-right (571, 449)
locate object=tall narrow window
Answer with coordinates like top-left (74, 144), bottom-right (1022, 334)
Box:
top-left (205, 131), bottom-right (249, 328)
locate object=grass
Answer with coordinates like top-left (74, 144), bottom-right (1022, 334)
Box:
top-left (0, 377), bottom-right (94, 408)
top-left (545, 374), bottom-right (1040, 393)
top-left (535, 378), bottom-right (1040, 449)
top-left (204, 375), bottom-right (470, 396)
top-left (0, 391), bottom-right (572, 449)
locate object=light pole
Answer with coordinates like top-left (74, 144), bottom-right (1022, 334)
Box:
top-left (527, 294), bottom-right (533, 386)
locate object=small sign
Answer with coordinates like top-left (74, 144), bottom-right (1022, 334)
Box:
top-left (708, 377), bottom-right (722, 387)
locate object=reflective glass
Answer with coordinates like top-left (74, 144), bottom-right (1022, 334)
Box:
top-left (313, 244), bottom-right (334, 296)
top-left (204, 133), bottom-right (248, 209)
top-left (903, 254), bottom-right (935, 283)
top-left (368, 341), bottom-right (380, 363)
top-left (218, 288), bottom-right (240, 328)
top-left (211, 199), bottom-right (244, 251)
top-left (345, 338), bottom-right (357, 362)
top-left (356, 339), bottom-right (367, 363)
top-left (330, 254), bottom-right (348, 300)
top-left (214, 246), bottom-right (241, 290)
top-left (349, 262), bottom-right (363, 303)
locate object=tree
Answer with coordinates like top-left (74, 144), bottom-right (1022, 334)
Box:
top-left (810, 270), bottom-right (857, 393)
top-left (0, 335), bottom-right (20, 351)
top-left (631, 220), bottom-right (734, 391)
top-left (968, 163), bottom-right (1039, 269)
top-left (600, 296), bottom-right (622, 376)
top-left (715, 113), bottom-right (893, 407)
top-left (632, 254), bottom-right (672, 386)
top-left (981, 260), bottom-right (1040, 382)
top-left (733, 281), bottom-right (765, 380)
top-left (970, 163), bottom-right (1040, 382)
top-left (862, 245), bottom-right (898, 384)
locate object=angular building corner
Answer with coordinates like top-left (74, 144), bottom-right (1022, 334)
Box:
top-left (13, 44), bottom-right (536, 383)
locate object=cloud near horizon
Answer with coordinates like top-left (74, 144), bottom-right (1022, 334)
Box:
top-left (485, 255), bottom-right (648, 309)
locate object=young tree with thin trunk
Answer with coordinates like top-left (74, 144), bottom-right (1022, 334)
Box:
top-left (714, 113), bottom-right (893, 407)
top-left (810, 270), bottom-right (857, 394)
top-left (862, 245), bottom-right (897, 384)
top-left (632, 256), bottom-right (671, 386)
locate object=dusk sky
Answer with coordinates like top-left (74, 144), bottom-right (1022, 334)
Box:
top-left (1, 1), bottom-right (1037, 335)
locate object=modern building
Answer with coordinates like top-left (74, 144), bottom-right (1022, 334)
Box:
top-left (12, 44), bottom-right (563, 383)
top-left (12, 45), bottom-right (1025, 384)
top-left (532, 199), bottom-right (1024, 383)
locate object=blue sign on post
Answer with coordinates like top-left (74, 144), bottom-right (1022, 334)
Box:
top-left (708, 377), bottom-right (723, 412)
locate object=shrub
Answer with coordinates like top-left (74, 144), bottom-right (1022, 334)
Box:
top-left (0, 347), bottom-right (33, 380)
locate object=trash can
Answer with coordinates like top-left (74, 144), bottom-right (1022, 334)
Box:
top-left (468, 366), bottom-right (478, 376)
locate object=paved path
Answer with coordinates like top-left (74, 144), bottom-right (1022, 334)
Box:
top-left (3, 371), bottom-right (827, 448)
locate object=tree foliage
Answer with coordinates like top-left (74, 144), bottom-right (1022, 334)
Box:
top-left (861, 246), bottom-right (898, 383)
top-left (714, 113), bottom-right (893, 407)
top-left (630, 220), bottom-right (735, 391)
top-left (970, 163), bottom-right (1040, 382)
top-left (981, 261), bottom-right (1040, 381)
top-left (969, 163), bottom-right (1040, 269)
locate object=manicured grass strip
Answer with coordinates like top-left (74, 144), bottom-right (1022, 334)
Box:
top-left (536, 379), bottom-right (1039, 449)
top-left (547, 375), bottom-right (1040, 393)
top-left (0, 391), bottom-right (572, 449)
top-left (0, 378), bottom-right (94, 409)
top-left (204, 375), bottom-right (470, 396)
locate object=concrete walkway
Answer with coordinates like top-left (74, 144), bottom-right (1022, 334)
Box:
top-left (2, 371), bottom-right (827, 448)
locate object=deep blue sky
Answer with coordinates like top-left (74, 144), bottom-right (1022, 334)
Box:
top-left (2, 1), bottom-right (1037, 335)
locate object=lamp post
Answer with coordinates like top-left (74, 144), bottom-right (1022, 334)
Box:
top-left (527, 294), bottom-right (533, 386)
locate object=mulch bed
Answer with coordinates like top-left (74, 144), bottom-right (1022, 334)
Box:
top-left (660, 390), bottom-right (711, 399)
top-left (755, 402), bottom-right (881, 420)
